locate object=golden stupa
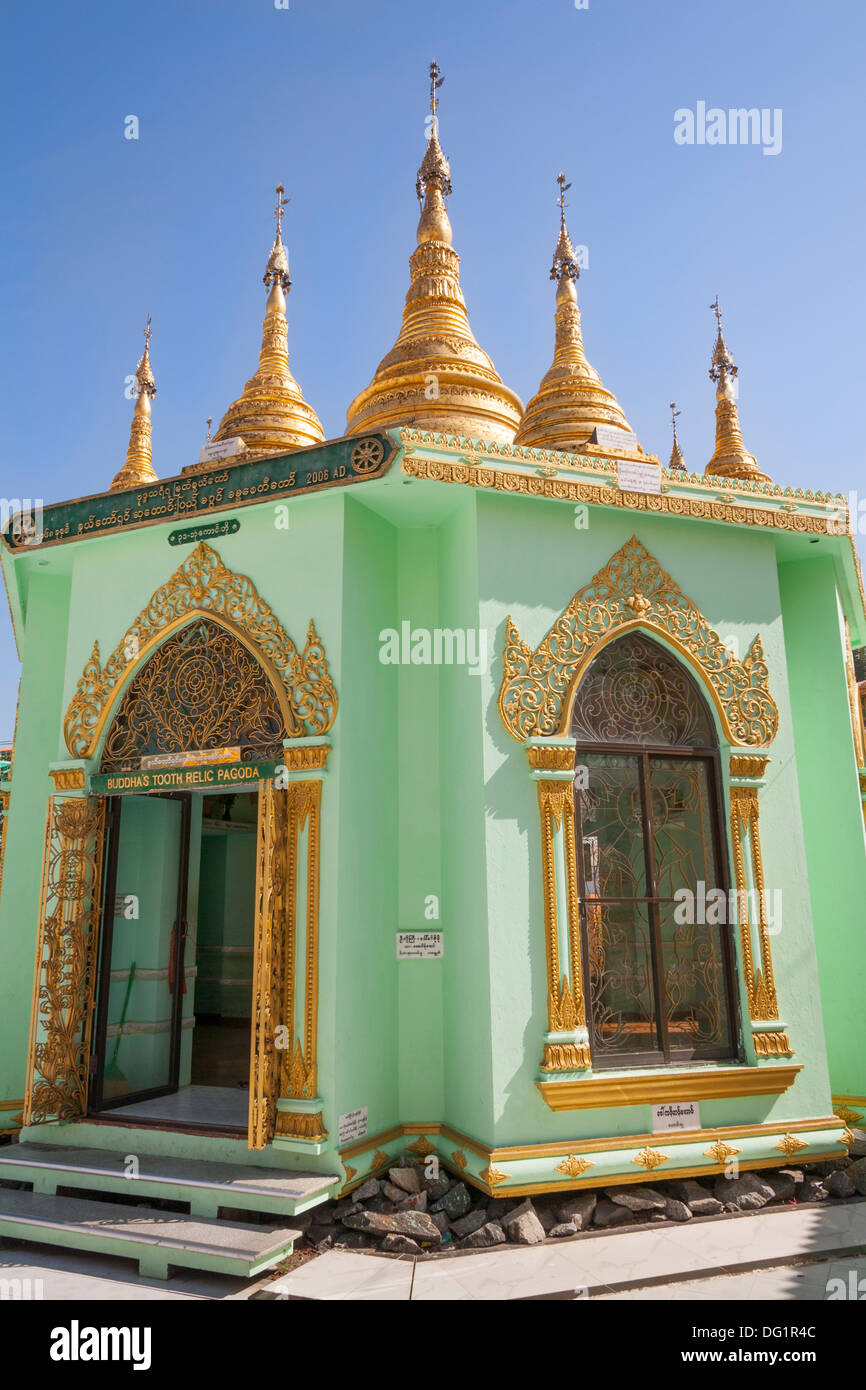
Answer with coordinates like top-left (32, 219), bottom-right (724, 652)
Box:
top-left (210, 186), bottom-right (324, 461)
top-left (514, 175), bottom-right (638, 454)
top-left (110, 317), bottom-right (159, 491)
top-left (705, 299), bottom-right (770, 482)
top-left (668, 401), bottom-right (686, 471)
top-left (345, 63), bottom-right (523, 444)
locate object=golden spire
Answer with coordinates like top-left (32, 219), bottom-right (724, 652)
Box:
top-left (345, 62), bottom-right (523, 443)
top-left (110, 316), bottom-right (159, 491)
top-left (668, 401), bottom-right (686, 470)
top-left (705, 297), bottom-right (770, 482)
top-left (211, 185), bottom-right (324, 459)
top-left (514, 174), bottom-right (638, 453)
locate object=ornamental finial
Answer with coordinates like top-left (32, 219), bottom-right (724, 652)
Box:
top-left (709, 295), bottom-right (736, 381)
top-left (668, 401), bottom-right (686, 471)
top-left (264, 183), bottom-right (291, 292)
top-left (550, 173), bottom-right (579, 283)
top-left (416, 60), bottom-right (452, 238)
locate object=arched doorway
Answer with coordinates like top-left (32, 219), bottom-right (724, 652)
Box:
top-left (89, 619), bottom-right (289, 1127)
top-left (572, 631), bottom-right (740, 1068)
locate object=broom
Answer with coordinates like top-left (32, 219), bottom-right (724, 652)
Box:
top-left (103, 961), bottom-right (136, 1099)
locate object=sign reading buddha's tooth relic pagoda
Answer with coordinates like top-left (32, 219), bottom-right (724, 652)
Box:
top-left (0, 60), bottom-right (864, 1287)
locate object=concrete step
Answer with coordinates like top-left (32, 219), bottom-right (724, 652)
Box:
top-left (0, 1143), bottom-right (339, 1219)
top-left (0, 1188), bottom-right (300, 1280)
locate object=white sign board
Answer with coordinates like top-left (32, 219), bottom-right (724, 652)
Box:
top-left (338, 1107), bottom-right (368, 1146)
top-left (397, 932), bottom-right (444, 959)
top-left (594, 425), bottom-right (639, 452)
top-left (652, 1100), bottom-right (701, 1133)
top-left (141, 747), bottom-right (240, 771)
top-left (197, 437), bottom-right (247, 464)
top-left (617, 459), bottom-right (662, 495)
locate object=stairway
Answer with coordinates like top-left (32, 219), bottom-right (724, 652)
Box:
top-left (0, 1143), bottom-right (340, 1280)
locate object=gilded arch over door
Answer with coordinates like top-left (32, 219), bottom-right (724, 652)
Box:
top-left (63, 541), bottom-right (337, 760)
top-left (498, 536), bottom-right (778, 748)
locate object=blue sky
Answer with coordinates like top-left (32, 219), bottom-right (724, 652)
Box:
top-left (1, 0), bottom-right (864, 735)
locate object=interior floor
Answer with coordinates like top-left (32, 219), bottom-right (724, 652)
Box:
top-left (190, 1016), bottom-right (250, 1089)
top-left (108, 1085), bottom-right (248, 1129)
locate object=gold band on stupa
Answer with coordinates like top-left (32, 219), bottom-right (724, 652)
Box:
top-left (345, 62), bottom-right (523, 444)
top-left (705, 298), bottom-right (770, 483)
top-left (210, 185), bottom-right (324, 461)
top-left (514, 174), bottom-right (638, 454)
top-left (110, 316), bottom-right (159, 491)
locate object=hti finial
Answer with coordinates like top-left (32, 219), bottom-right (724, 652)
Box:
top-left (274, 184), bottom-right (289, 241)
top-left (556, 172), bottom-right (571, 232)
top-left (550, 172), bottom-right (578, 283)
top-left (429, 61), bottom-right (444, 121)
top-left (264, 185), bottom-right (292, 292)
top-left (709, 296), bottom-right (737, 383)
top-left (143, 313), bottom-right (152, 352)
top-left (206, 417), bottom-right (212, 443)
top-left (670, 401), bottom-right (680, 440)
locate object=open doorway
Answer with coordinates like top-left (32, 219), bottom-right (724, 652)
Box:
top-left (90, 787), bottom-right (259, 1132)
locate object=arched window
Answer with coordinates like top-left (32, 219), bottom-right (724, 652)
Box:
top-left (100, 619), bottom-right (288, 772)
top-left (572, 631), bottom-right (739, 1068)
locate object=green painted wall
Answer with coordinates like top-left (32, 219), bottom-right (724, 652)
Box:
top-left (779, 555), bottom-right (866, 1098)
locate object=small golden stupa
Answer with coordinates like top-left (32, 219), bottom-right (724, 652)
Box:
top-left (209, 185), bottom-right (324, 461)
top-left (110, 317), bottom-right (159, 491)
top-left (514, 174), bottom-right (639, 454)
top-left (345, 63), bottom-right (523, 443)
top-left (668, 401), bottom-right (687, 471)
top-left (705, 298), bottom-right (770, 482)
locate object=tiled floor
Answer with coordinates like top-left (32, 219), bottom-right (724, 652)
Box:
top-left (261, 1200), bottom-right (866, 1302)
top-left (110, 1085), bottom-right (247, 1128)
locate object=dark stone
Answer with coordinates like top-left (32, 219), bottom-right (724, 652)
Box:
top-left (666, 1180), bottom-right (724, 1216)
top-left (342, 1209), bottom-right (442, 1244)
top-left (713, 1173), bottom-right (775, 1212)
top-left (778, 1168), bottom-right (804, 1186)
top-left (364, 1195), bottom-right (399, 1215)
top-left (429, 1210), bottom-right (450, 1234)
top-left (333, 1199), bottom-right (362, 1220)
top-left (593, 1198), bottom-right (635, 1228)
top-left (825, 1169), bottom-right (857, 1198)
top-left (501, 1199), bottom-right (546, 1245)
top-left (431, 1182), bottom-right (471, 1220)
top-left (334, 1230), bottom-right (378, 1250)
top-left (381, 1233), bottom-right (421, 1254)
top-left (533, 1202), bottom-right (559, 1233)
top-left (397, 1190), bottom-right (428, 1213)
top-left (382, 1182), bottom-right (407, 1204)
top-left (486, 1197), bottom-right (516, 1222)
top-left (605, 1185), bottom-right (666, 1212)
top-left (449, 1209), bottom-right (488, 1240)
top-left (797, 1177), bottom-right (829, 1204)
top-left (843, 1157), bottom-right (866, 1194)
top-left (549, 1222), bottom-right (577, 1238)
top-left (764, 1171), bottom-right (797, 1202)
top-left (555, 1191), bottom-right (597, 1229)
top-left (389, 1166), bottom-right (423, 1195)
top-left (457, 1220), bottom-right (506, 1249)
top-left (312, 1203), bottom-right (339, 1227)
top-left (663, 1198), bottom-right (692, 1222)
top-left (306, 1225), bottom-right (335, 1249)
top-left (424, 1177), bottom-right (451, 1201)
top-left (353, 1178), bottom-right (381, 1203)
top-left (848, 1129), bottom-right (866, 1159)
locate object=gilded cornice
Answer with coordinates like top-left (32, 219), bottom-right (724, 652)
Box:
top-left (498, 536), bottom-right (779, 747)
top-left (63, 542), bottom-right (337, 759)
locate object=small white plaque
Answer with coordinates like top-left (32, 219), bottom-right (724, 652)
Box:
top-left (617, 459), bottom-right (662, 495)
top-left (594, 425), bottom-right (639, 452)
top-left (397, 932), bottom-right (444, 959)
top-left (338, 1107), bottom-right (368, 1145)
top-left (652, 1100), bottom-right (701, 1133)
top-left (197, 437), bottom-right (247, 464)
